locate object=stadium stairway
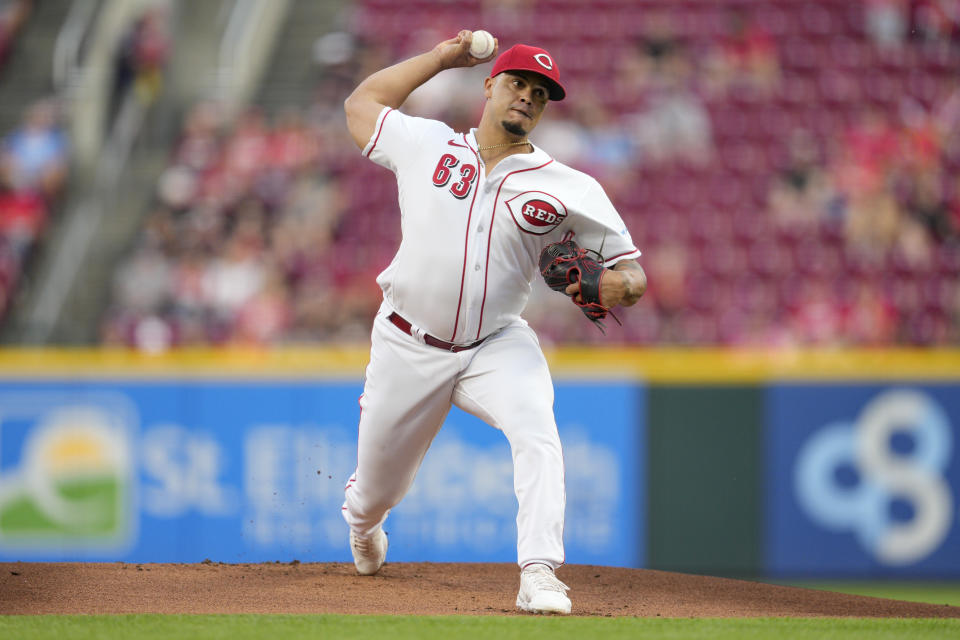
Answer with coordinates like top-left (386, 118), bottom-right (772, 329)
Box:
top-left (0, 0), bottom-right (70, 135)
top-left (255, 0), bottom-right (346, 111)
top-left (1, 0), bottom-right (234, 344)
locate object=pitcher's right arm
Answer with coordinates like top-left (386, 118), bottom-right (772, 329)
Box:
top-left (343, 30), bottom-right (498, 149)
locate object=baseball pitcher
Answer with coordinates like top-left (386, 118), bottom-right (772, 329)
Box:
top-left (341, 30), bottom-right (647, 614)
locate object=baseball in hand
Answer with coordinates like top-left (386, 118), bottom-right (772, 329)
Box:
top-left (469, 30), bottom-right (495, 59)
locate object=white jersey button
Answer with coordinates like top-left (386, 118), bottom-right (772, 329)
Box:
top-left (475, 264), bottom-right (481, 271)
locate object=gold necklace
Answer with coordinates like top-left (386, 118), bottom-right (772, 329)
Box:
top-left (477, 139), bottom-right (531, 151)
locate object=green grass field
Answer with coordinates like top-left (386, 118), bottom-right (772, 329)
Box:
top-left (0, 615), bottom-right (959, 640)
top-left (3, 583), bottom-right (958, 639)
top-left (781, 582), bottom-right (960, 608)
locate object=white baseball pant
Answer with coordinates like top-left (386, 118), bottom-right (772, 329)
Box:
top-left (342, 302), bottom-right (566, 569)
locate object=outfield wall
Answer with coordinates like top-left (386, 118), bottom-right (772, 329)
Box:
top-left (0, 348), bottom-right (957, 578)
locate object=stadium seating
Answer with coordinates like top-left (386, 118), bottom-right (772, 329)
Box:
top-left (97, 0), bottom-right (960, 347)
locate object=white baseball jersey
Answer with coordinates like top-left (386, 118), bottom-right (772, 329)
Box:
top-left (363, 106), bottom-right (640, 344)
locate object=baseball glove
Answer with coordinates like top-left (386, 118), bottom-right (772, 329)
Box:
top-left (539, 239), bottom-right (620, 332)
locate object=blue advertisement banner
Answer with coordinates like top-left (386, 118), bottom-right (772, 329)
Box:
top-left (765, 384), bottom-right (960, 577)
top-left (0, 380), bottom-right (643, 568)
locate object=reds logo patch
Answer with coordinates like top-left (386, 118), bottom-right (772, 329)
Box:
top-left (506, 191), bottom-right (567, 235)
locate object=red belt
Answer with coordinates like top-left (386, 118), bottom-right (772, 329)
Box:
top-left (388, 312), bottom-right (486, 352)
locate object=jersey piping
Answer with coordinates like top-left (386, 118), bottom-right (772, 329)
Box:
top-left (603, 248), bottom-right (642, 265)
top-left (364, 108), bottom-right (394, 158)
top-left (476, 157), bottom-right (555, 340)
top-left (450, 133), bottom-right (483, 342)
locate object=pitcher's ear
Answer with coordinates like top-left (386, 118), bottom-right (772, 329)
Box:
top-left (483, 76), bottom-right (495, 99)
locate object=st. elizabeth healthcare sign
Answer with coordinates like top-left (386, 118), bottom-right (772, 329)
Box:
top-left (0, 380), bottom-right (643, 567)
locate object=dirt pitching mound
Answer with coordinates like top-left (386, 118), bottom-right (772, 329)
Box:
top-left (2, 561), bottom-right (959, 618)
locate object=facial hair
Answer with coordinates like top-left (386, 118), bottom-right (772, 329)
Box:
top-left (501, 120), bottom-right (527, 137)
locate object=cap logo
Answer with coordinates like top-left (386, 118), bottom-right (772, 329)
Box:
top-left (533, 53), bottom-right (553, 70)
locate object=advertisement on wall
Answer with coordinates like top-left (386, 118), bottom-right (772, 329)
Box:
top-left (765, 384), bottom-right (960, 577)
top-left (0, 381), bottom-right (643, 568)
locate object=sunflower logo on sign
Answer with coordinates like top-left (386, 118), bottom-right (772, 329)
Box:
top-left (0, 397), bottom-right (136, 551)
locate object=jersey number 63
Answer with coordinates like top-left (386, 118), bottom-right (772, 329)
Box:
top-left (432, 153), bottom-right (477, 200)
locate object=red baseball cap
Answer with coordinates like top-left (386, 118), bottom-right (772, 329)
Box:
top-left (490, 44), bottom-right (566, 101)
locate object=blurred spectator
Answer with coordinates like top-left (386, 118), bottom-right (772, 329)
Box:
top-left (233, 266), bottom-right (293, 345)
top-left (789, 281), bottom-right (845, 345)
top-left (933, 77), bottom-right (960, 164)
top-left (156, 163), bottom-right (199, 211)
top-left (703, 8), bottom-right (781, 97)
top-left (768, 130), bottom-right (835, 229)
top-left (312, 30), bottom-right (364, 100)
top-left (111, 4), bottom-right (171, 117)
top-left (841, 107), bottom-right (900, 181)
top-left (0, 0), bottom-right (30, 69)
top-left (895, 214), bottom-right (937, 269)
top-left (268, 108), bottom-right (320, 174)
top-left (644, 242), bottom-right (688, 339)
top-left (636, 13), bottom-right (681, 76)
top-left (313, 30), bottom-right (355, 71)
top-left (568, 95), bottom-right (634, 188)
top-left (627, 44), bottom-right (713, 167)
top-left (0, 188), bottom-right (45, 258)
top-left (172, 101), bottom-right (224, 174)
top-left (616, 12), bottom-right (683, 101)
top-left (223, 109), bottom-right (270, 186)
top-left (865, 0), bottom-right (909, 51)
top-left (843, 281), bottom-right (898, 344)
top-left (201, 206), bottom-right (267, 321)
top-left (829, 108), bottom-right (902, 256)
top-left (530, 103), bottom-right (588, 168)
top-left (911, 0), bottom-right (960, 47)
top-left (0, 100), bottom-right (68, 199)
top-left (843, 177), bottom-right (902, 258)
top-left (898, 98), bottom-right (943, 177)
top-left (110, 242), bottom-right (171, 316)
top-left (0, 99), bottom-right (66, 283)
top-left (0, 89), bottom-right (69, 322)
top-left (905, 168), bottom-right (956, 241)
top-left (168, 245), bottom-right (207, 323)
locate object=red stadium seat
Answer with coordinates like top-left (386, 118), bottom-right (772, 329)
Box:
top-left (754, 3), bottom-right (790, 38)
top-left (799, 2), bottom-right (839, 38)
top-left (936, 245), bottom-right (960, 277)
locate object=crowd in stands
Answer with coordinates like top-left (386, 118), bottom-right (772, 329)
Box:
top-left (100, 99), bottom-right (374, 349)
top-left (91, 0), bottom-right (960, 348)
top-left (0, 98), bottom-right (68, 319)
top-left (0, 0), bottom-right (45, 321)
top-left (0, 1), bottom-right (170, 325)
